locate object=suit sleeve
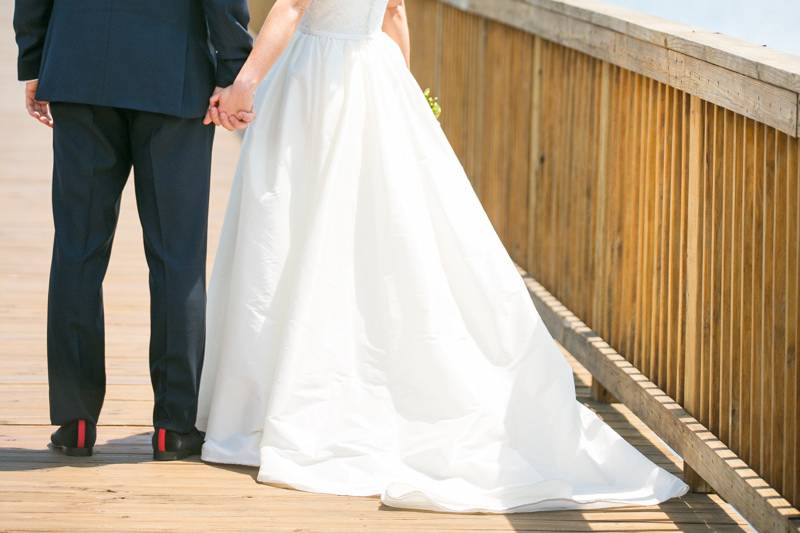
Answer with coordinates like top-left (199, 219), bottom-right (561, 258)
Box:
top-left (201, 0), bottom-right (254, 88)
top-left (13, 0), bottom-right (54, 81)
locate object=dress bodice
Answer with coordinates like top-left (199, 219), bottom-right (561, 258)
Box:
top-left (299, 0), bottom-right (390, 37)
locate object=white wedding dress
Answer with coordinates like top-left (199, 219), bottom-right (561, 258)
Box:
top-left (197, 0), bottom-right (689, 513)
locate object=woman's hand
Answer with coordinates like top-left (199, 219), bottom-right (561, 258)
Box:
top-left (203, 82), bottom-right (257, 131)
top-left (204, 0), bottom-right (312, 131)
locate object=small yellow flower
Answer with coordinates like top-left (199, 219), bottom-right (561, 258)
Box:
top-left (423, 88), bottom-right (442, 120)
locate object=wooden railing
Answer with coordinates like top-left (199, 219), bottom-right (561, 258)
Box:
top-left (248, 1), bottom-right (799, 530)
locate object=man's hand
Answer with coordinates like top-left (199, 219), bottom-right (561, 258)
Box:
top-left (203, 87), bottom-right (229, 128)
top-left (25, 80), bottom-right (53, 128)
top-left (203, 83), bottom-right (256, 132)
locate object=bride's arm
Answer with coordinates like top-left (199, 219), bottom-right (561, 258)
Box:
top-left (205, 0), bottom-right (312, 130)
top-left (383, 0), bottom-right (410, 68)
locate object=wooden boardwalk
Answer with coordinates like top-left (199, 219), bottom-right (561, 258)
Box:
top-left (0, 5), bottom-right (751, 532)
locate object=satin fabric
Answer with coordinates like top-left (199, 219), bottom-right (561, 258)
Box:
top-left (197, 0), bottom-right (689, 513)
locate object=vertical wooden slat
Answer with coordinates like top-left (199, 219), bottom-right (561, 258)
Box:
top-left (730, 113), bottom-right (743, 455)
top-left (558, 47), bottom-right (577, 310)
top-left (785, 135), bottom-right (800, 505)
top-left (479, 21), bottom-right (510, 239)
top-left (675, 90), bottom-right (689, 404)
top-left (610, 67), bottom-right (628, 352)
top-left (526, 36), bottom-right (543, 275)
top-left (591, 61), bottom-right (611, 335)
top-left (740, 117), bottom-right (756, 466)
top-left (699, 101), bottom-right (713, 454)
top-left (591, 60), bottom-right (613, 403)
top-left (580, 52), bottom-right (596, 322)
top-left (622, 72), bottom-right (643, 361)
top-left (543, 42), bottom-right (560, 296)
top-left (761, 126), bottom-right (776, 480)
top-left (636, 78), bottom-right (654, 376)
top-left (505, 28), bottom-right (534, 264)
top-left (648, 82), bottom-right (665, 384)
top-left (683, 94), bottom-right (712, 492)
top-left (664, 86), bottom-right (682, 398)
top-left (709, 104), bottom-right (724, 437)
top-left (560, 47), bottom-right (576, 307)
top-left (654, 84), bottom-right (669, 390)
top-left (792, 141), bottom-right (798, 506)
top-left (771, 131), bottom-right (787, 496)
top-left (613, 66), bottom-right (625, 350)
top-left (750, 122), bottom-right (765, 474)
top-left (567, 50), bottom-right (581, 317)
top-left (719, 109), bottom-right (733, 445)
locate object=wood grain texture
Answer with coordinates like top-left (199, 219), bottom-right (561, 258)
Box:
top-left (403, 0), bottom-right (800, 523)
top-left (521, 0), bottom-right (800, 93)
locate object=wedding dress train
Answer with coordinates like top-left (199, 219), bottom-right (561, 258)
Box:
top-left (196, 0), bottom-right (689, 513)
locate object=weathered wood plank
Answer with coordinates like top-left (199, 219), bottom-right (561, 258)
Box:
top-left (522, 0), bottom-right (800, 93)
top-left (668, 51), bottom-right (797, 138)
top-left (439, 0), bottom-right (800, 136)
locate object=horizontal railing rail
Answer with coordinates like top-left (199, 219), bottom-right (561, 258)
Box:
top-left (440, 0), bottom-right (800, 137)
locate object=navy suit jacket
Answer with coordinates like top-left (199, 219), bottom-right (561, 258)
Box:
top-left (14, 0), bottom-right (253, 118)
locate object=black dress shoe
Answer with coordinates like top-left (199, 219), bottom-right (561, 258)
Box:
top-left (50, 419), bottom-right (95, 457)
top-left (152, 427), bottom-right (204, 461)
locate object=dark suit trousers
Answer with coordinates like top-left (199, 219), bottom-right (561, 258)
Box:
top-left (48, 103), bottom-right (215, 433)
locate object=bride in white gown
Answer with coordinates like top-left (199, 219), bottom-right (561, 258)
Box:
top-left (196, 0), bottom-right (689, 513)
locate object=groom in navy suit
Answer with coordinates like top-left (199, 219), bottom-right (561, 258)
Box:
top-left (14, 0), bottom-right (253, 459)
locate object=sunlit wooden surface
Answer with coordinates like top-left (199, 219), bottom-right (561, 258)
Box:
top-left (0, 3), bottom-right (754, 531)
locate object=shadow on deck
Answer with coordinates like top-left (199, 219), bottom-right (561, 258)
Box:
top-left (0, 361), bottom-right (751, 531)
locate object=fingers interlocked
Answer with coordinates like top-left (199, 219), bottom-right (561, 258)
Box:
top-left (203, 85), bottom-right (256, 132)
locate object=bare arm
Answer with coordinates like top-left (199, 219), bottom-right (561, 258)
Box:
top-left (205, 0), bottom-right (312, 130)
top-left (233, 0), bottom-right (311, 95)
top-left (382, 0), bottom-right (410, 68)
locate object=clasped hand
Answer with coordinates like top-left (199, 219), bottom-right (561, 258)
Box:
top-left (203, 81), bottom-right (257, 131)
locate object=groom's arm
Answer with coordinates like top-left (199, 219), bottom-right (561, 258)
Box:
top-left (13, 0), bottom-right (54, 81)
top-left (201, 0), bottom-right (254, 88)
